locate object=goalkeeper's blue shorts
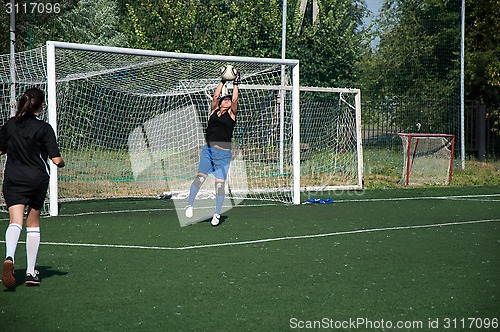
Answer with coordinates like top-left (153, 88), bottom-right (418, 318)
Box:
top-left (197, 144), bottom-right (232, 180)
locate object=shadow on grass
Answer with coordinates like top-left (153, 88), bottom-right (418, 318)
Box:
top-left (3, 265), bottom-right (68, 292)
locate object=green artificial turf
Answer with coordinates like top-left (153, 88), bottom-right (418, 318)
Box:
top-left (1, 186), bottom-right (499, 331)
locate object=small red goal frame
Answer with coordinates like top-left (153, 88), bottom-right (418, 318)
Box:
top-left (398, 133), bottom-right (456, 185)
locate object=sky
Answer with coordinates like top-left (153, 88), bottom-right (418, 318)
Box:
top-left (365, 0), bottom-right (383, 19)
top-left (364, 0), bottom-right (384, 47)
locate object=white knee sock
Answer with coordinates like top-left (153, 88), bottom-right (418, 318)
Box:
top-left (5, 224), bottom-right (22, 262)
top-left (26, 227), bottom-right (40, 276)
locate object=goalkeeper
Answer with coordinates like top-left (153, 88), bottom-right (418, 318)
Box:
top-left (185, 67), bottom-right (240, 226)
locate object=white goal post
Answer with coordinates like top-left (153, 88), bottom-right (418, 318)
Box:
top-left (1, 41), bottom-right (363, 216)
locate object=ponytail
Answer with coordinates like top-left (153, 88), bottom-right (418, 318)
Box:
top-left (16, 87), bottom-right (45, 122)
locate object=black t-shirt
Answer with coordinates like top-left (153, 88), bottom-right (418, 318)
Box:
top-left (0, 115), bottom-right (61, 180)
top-left (205, 111), bottom-right (236, 149)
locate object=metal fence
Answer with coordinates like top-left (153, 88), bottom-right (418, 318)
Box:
top-left (361, 99), bottom-right (498, 160)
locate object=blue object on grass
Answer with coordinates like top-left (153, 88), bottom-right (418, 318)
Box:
top-left (305, 198), bottom-right (334, 204)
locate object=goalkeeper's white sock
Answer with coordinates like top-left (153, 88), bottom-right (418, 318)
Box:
top-left (5, 223), bottom-right (22, 262)
top-left (188, 175), bottom-right (206, 206)
top-left (26, 227), bottom-right (40, 276)
top-left (215, 182), bottom-right (225, 215)
top-left (215, 195), bottom-right (224, 215)
top-left (188, 184), bottom-right (199, 206)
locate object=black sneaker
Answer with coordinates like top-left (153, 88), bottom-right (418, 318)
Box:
top-left (25, 270), bottom-right (41, 286)
top-left (2, 257), bottom-right (16, 289)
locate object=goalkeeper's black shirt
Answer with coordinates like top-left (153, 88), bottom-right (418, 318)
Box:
top-left (0, 115), bottom-right (61, 182)
top-left (205, 110), bottom-right (236, 150)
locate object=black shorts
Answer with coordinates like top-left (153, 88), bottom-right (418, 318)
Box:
top-left (2, 173), bottom-right (49, 210)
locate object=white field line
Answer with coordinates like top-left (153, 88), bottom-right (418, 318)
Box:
top-left (0, 203), bottom-right (280, 220)
top-left (440, 197), bottom-right (500, 202)
top-left (0, 193), bottom-right (491, 220)
top-left (332, 193), bottom-right (500, 204)
top-left (2, 218), bottom-right (498, 251)
top-left (60, 193), bottom-right (500, 216)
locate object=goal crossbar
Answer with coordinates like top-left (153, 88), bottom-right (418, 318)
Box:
top-left (47, 41), bottom-right (300, 66)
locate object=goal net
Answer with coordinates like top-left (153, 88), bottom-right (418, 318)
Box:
top-left (0, 42), bottom-right (363, 216)
top-left (398, 133), bottom-right (455, 185)
top-left (300, 87), bottom-right (363, 192)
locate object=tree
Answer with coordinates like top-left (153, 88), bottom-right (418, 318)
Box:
top-left (465, 0), bottom-right (500, 136)
top-left (2, 0), bottom-right (370, 89)
top-left (120, 0), bottom-right (369, 87)
top-left (287, 0), bottom-right (370, 87)
top-left (0, 0), bottom-right (127, 53)
top-left (122, 0), bottom-right (202, 52)
top-left (356, 0), bottom-right (461, 134)
top-left (50, 0), bottom-right (127, 47)
top-left (0, 7), bottom-right (7, 55)
top-left (360, 0), bottom-right (461, 101)
top-left (121, 0), bottom-right (284, 57)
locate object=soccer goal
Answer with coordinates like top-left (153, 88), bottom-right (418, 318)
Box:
top-left (299, 86), bottom-right (363, 192)
top-left (398, 133), bottom-right (455, 185)
top-left (0, 41), bottom-right (363, 216)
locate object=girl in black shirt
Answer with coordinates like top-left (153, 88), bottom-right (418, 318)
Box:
top-left (1, 87), bottom-right (65, 288)
top-left (185, 68), bottom-right (240, 226)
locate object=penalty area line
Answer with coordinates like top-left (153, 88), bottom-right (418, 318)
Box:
top-left (334, 193), bottom-right (500, 204)
top-left (52, 202), bottom-right (280, 218)
top-left (3, 218), bottom-right (498, 251)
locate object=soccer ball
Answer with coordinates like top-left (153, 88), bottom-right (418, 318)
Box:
top-left (220, 65), bottom-right (238, 81)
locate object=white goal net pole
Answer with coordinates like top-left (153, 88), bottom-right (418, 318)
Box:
top-left (47, 42), bottom-right (59, 217)
top-left (355, 90), bottom-right (364, 188)
top-left (292, 63), bottom-right (301, 205)
top-left (9, 0), bottom-right (16, 117)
